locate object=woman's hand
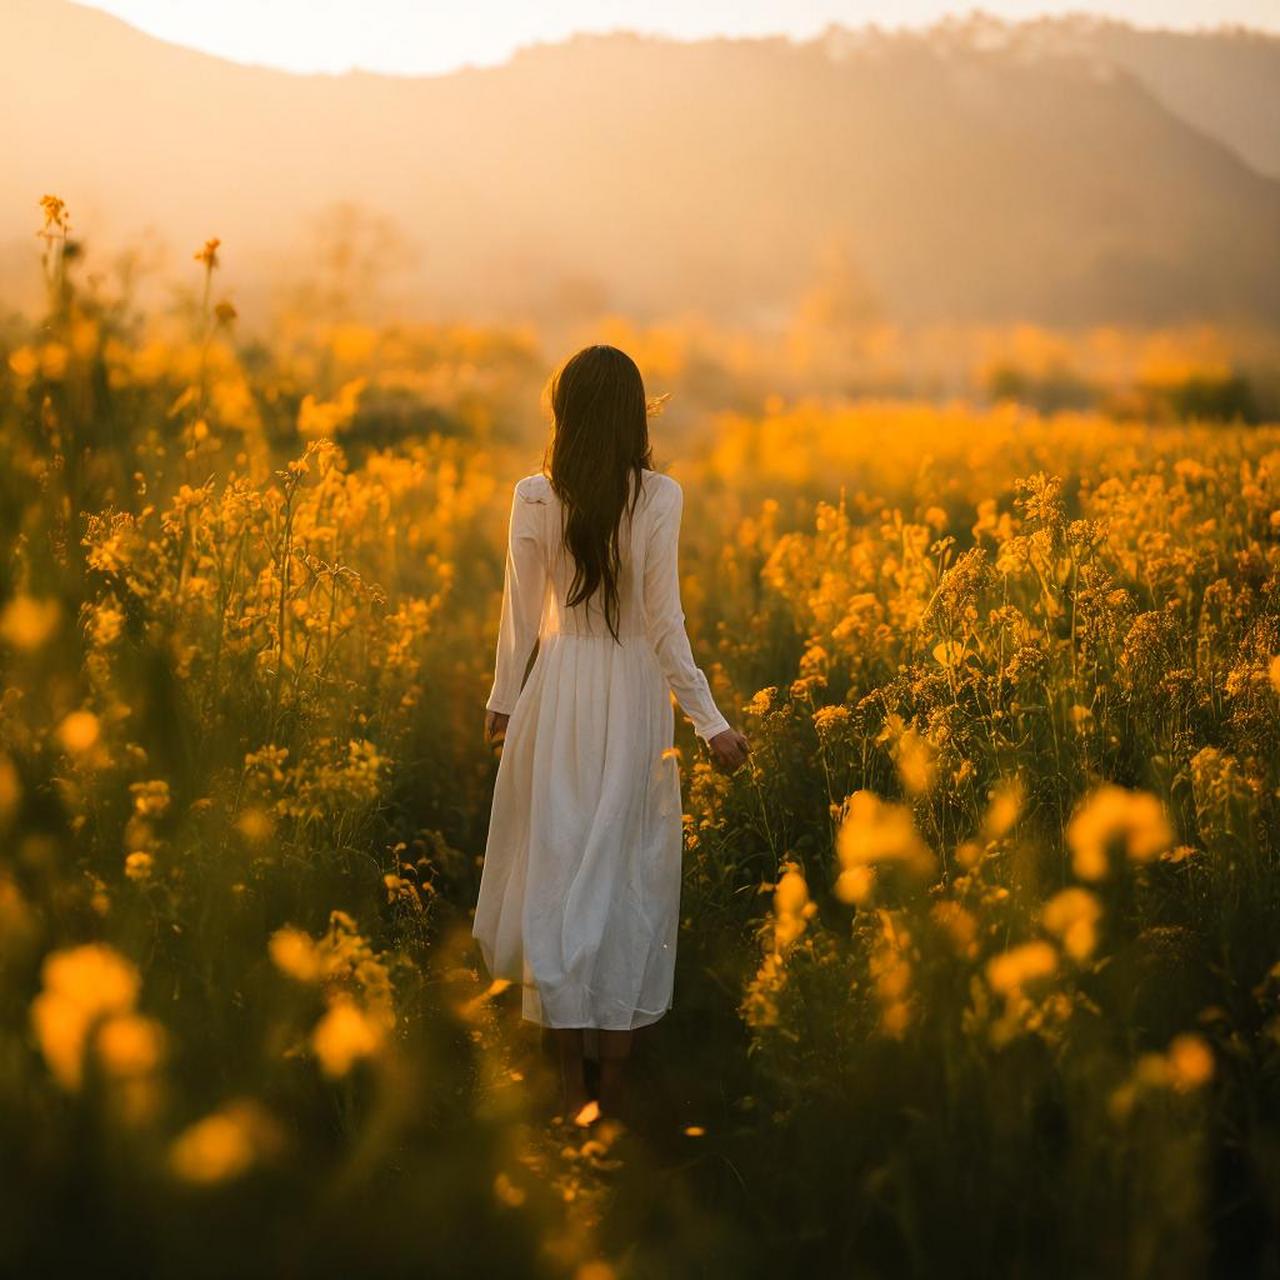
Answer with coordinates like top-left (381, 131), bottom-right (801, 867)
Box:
top-left (484, 709), bottom-right (510, 745)
top-left (707, 726), bottom-right (750, 773)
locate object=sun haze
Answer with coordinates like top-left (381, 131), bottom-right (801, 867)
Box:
top-left (72, 0), bottom-right (1280, 75)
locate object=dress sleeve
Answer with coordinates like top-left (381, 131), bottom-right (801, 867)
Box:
top-left (485, 479), bottom-right (548, 716)
top-left (642, 480), bottom-right (732, 743)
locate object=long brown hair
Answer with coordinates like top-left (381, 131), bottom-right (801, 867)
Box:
top-left (541, 345), bottom-right (654, 644)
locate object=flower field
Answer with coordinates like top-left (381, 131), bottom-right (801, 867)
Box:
top-left (2, 202), bottom-right (1279, 1278)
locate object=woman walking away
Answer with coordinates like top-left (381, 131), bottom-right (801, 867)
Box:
top-left (472, 344), bottom-right (750, 1125)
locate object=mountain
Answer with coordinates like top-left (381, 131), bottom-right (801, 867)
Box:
top-left (1, 0), bottom-right (1278, 328)
top-left (1027, 15), bottom-right (1280, 179)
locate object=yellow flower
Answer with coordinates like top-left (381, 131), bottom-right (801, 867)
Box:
top-left (835, 864), bottom-right (875, 905)
top-left (95, 1012), bottom-right (167, 1078)
top-left (0, 596), bottom-right (61, 651)
top-left (88, 602), bottom-right (124, 648)
top-left (1041, 888), bottom-right (1102, 961)
top-left (39, 194), bottom-right (69, 231)
top-left (311, 994), bottom-right (385, 1077)
top-left (297, 377), bottom-right (367, 439)
top-left (869, 909), bottom-right (916, 1039)
top-left (982, 778), bottom-right (1023, 840)
top-left (236, 806), bottom-right (275, 843)
top-left (1167, 1033), bottom-right (1214, 1091)
top-left (169, 1099), bottom-right (282, 1184)
top-left (875, 714), bottom-right (938, 795)
top-left (194, 237), bottom-right (221, 269)
top-left (771, 863), bottom-right (817, 951)
top-left (931, 900), bottom-right (978, 957)
top-left (834, 790), bottom-right (935, 902)
top-left (7, 347), bottom-right (39, 380)
top-left (124, 852), bottom-right (154, 883)
top-left (1270, 655), bottom-right (1280, 696)
top-left (130, 779), bottom-right (171, 818)
top-left (41, 344), bottom-right (69, 380)
top-left (986, 941), bottom-right (1057, 997)
top-left (1112, 1032), bottom-right (1215, 1118)
top-left (812, 704), bottom-right (850, 741)
top-left (30, 944), bottom-right (141, 1090)
top-left (493, 1172), bottom-right (527, 1207)
top-left (268, 926), bottom-right (323, 983)
top-left (1066, 785), bottom-right (1173, 881)
top-left (57, 710), bottom-right (101, 755)
top-left (895, 728), bottom-right (937, 795)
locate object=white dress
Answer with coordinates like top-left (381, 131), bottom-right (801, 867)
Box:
top-left (472, 468), bottom-right (731, 1030)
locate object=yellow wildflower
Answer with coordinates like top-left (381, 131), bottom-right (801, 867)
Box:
top-left (0, 596), bottom-right (60, 650)
top-left (57, 710), bottom-right (101, 755)
top-left (30, 943), bottom-right (141, 1090)
top-left (311, 994), bottom-right (385, 1077)
top-left (986, 941), bottom-right (1057, 997)
top-left (1167, 1033), bottom-right (1214, 1091)
top-left (169, 1099), bottom-right (282, 1184)
top-left (1041, 887), bottom-right (1102, 961)
top-left (834, 790), bottom-right (935, 903)
top-left (124, 852), bottom-right (154, 883)
top-left (194, 237), bottom-right (221, 269)
top-left (268, 926), bottom-right (323, 983)
top-left (1066, 785), bottom-right (1173, 881)
top-left (95, 1012), bottom-right (167, 1078)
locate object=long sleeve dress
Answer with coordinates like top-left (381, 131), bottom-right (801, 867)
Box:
top-left (472, 468), bottom-right (731, 1030)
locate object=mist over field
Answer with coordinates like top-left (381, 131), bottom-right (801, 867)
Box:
top-left (3, 4), bottom-right (1280, 1278)
top-left (4, 0), bottom-right (1280, 331)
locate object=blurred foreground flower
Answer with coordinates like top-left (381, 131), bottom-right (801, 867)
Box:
top-left (1041, 888), bottom-right (1103, 961)
top-left (56, 710), bottom-right (100, 755)
top-left (834, 790), bottom-right (935, 904)
top-left (1110, 1032), bottom-right (1215, 1120)
top-left (986, 940), bottom-right (1058, 997)
top-left (741, 860), bottom-right (817, 1030)
top-left (269, 912), bottom-right (396, 1076)
top-left (311, 994), bottom-right (386, 1077)
top-left (0, 596), bottom-right (61, 651)
top-left (1066, 785), bottom-right (1173, 881)
top-left (269, 925), bottom-right (324, 983)
top-left (30, 943), bottom-right (141, 1089)
top-left (772, 863), bottom-right (818, 950)
top-left (169, 1098), bottom-right (284, 1184)
top-left (193, 237), bottom-right (220, 270)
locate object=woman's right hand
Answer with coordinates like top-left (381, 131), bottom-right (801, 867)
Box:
top-left (707, 727), bottom-right (751, 773)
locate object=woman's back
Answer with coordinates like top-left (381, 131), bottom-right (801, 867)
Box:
top-left (492, 468), bottom-right (730, 741)
top-left (530, 467), bottom-right (660, 643)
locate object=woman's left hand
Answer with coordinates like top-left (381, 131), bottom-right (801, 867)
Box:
top-left (484, 709), bottom-right (510, 744)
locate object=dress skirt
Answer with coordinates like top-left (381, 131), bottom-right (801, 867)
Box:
top-left (473, 630), bottom-right (683, 1030)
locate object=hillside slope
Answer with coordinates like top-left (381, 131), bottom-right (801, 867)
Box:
top-left (2, 0), bottom-right (1277, 326)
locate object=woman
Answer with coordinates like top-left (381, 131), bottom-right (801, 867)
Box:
top-left (472, 344), bottom-right (750, 1124)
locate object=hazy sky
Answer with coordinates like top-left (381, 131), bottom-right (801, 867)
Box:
top-left (75, 0), bottom-right (1280, 75)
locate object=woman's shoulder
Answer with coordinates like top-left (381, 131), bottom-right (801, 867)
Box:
top-left (640, 468), bottom-right (681, 507)
top-left (514, 472), bottom-right (553, 503)
top-left (513, 468), bottom-right (679, 508)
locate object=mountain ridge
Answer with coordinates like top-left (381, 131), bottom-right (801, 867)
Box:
top-left (3, 1), bottom-right (1278, 327)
